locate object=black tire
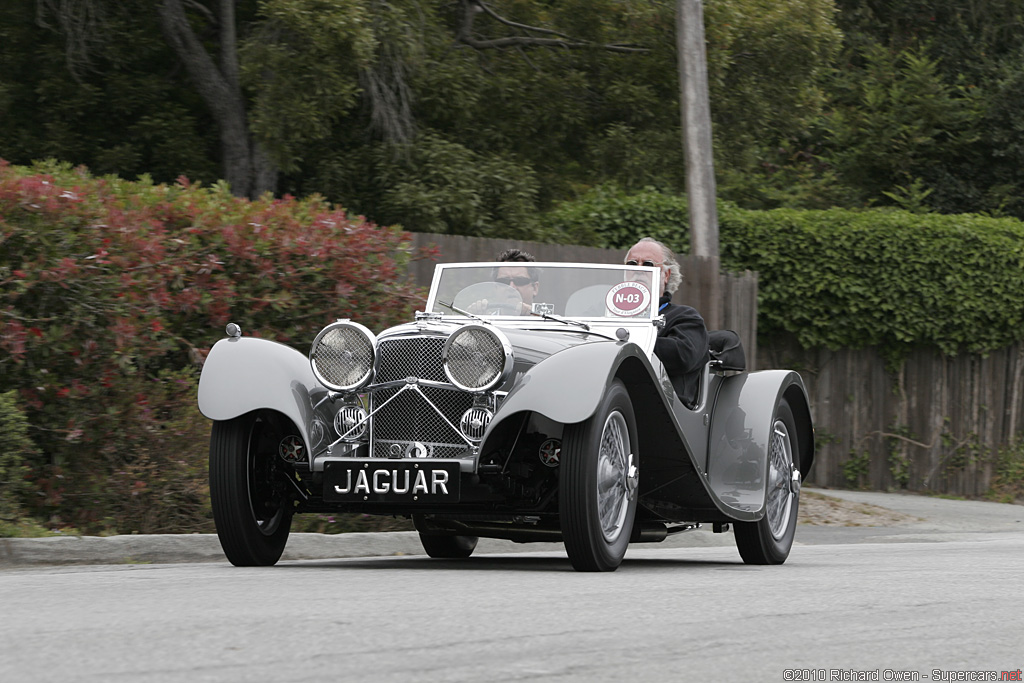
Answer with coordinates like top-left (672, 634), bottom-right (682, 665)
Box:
top-left (734, 398), bottom-right (800, 565)
top-left (559, 379), bottom-right (639, 572)
top-left (412, 515), bottom-right (478, 559)
top-left (210, 412), bottom-right (294, 566)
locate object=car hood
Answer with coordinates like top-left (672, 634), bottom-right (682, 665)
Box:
top-left (498, 325), bottom-right (604, 368)
top-left (376, 320), bottom-right (605, 386)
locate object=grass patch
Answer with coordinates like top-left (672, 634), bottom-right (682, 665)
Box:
top-left (0, 518), bottom-right (77, 538)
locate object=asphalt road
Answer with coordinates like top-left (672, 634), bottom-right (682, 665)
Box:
top-left (1, 490), bottom-right (1022, 682)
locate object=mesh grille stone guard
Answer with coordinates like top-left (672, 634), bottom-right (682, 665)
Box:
top-left (370, 336), bottom-right (477, 459)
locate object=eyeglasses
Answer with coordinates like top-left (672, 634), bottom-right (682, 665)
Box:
top-left (496, 276), bottom-right (535, 287)
top-left (625, 259), bottom-right (663, 268)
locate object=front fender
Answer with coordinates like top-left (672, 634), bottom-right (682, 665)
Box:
top-left (482, 340), bottom-right (733, 522)
top-left (489, 340), bottom-right (648, 429)
top-left (198, 336), bottom-right (330, 457)
top-left (706, 370), bottom-right (813, 516)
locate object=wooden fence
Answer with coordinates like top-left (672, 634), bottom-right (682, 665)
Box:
top-left (407, 233), bottom-right (759, 366)
top-left (406, 232), bottom-right (1024, 496)
top-left (762, 342), bottom-right (1024, 496)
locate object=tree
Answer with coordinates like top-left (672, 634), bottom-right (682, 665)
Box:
top-left (35, 0), bottom-right (277, 198)
top-left (1, 1), bottom-right (218, 185)
top-left (451, 0), bottom-right (647, 53)
top-left (11, 1), bottom-right (849, 228)
top-left (825, 0), bottom-right (1024, 216)
top-left (157, 0), bottom-right (277, 198)
top-left (703, 0), bottom-right (842, 174)
top-left (824, 44), bottom-right (982, 212)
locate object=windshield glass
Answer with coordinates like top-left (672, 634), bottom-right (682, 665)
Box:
top-left (426, 263), bottom-right (659, 320)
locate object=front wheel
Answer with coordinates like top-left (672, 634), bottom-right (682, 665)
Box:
top-left (210, 411), bottom-right (294, 566)
top-left (734, 398), bottom-right (801, 564)
top-left (559, 379), bottom-right (639, 572)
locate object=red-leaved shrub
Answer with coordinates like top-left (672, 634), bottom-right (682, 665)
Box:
top-left (0, 160), bottom-right (432, 533)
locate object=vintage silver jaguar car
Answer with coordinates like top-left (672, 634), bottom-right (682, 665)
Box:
top-left (197, 262), bottom-right (814, 571)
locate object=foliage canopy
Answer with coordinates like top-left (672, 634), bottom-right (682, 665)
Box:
top-left (2, 0), bottom-right (848, 229)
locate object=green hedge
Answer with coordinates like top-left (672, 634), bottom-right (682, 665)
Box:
top-left (546, 186), bottom-right (1024, 359)
top-left (0, 160), bottom-right (426, 533)
top-left (721, 207), bottom-right (1024, 358)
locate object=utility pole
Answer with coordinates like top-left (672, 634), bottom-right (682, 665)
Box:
top-left (676, 0), bottom-right (719, 260)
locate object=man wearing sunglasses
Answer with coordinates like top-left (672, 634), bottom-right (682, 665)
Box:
top-left (492, 248), bottom-right (540, 315)
top-left (625, 237), bottom-right (709, 408)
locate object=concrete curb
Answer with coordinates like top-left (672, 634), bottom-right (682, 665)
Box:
top-left (0, 533), bottom-right (227, 567)
top-left (0, 529), bottom-right (736, 568)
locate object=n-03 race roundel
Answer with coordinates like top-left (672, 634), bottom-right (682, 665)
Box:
top-left (605, 281), bottom-right (652, 317)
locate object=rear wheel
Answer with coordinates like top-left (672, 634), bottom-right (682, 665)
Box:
top-left (560, 380), bottom-right (639, 572)
top-left (210, 411), bottom-right (294, 566)
top-left (413, 515), bottom-right (478, 558)
top-left (734, 398), bottom-right (800, 564)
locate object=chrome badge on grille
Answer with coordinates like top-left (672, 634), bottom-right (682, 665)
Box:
top-left (386, 441), bottom-right (433, 459)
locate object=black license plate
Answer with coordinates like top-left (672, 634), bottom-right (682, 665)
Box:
top-left (323, 461), bottom-right (461, 503)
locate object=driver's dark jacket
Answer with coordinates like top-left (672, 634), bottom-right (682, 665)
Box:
top-left (655, 291), bottom-right (709, 408)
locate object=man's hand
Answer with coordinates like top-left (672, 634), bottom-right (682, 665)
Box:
top-left (466, 298), bottom-right (490, 314)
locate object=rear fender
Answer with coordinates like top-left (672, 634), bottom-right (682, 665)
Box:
top-left (483, 341), bottom-right (809, 524)
top-left (706, 370), bottom-right (814, 516)
top-left (198, 337), bottom-right (332, 458)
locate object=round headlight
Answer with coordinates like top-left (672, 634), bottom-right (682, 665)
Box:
top-left (310, 321), bottom-right (376, 391)
top-left (443, 325), bottom-right (512, 392)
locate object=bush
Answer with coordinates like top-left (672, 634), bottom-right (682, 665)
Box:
top-left (721, 207), bottom-right (1024, 361)
top-left (0, 159), bottom-right (429, 533)
top-left (987, 437), bottom-right (1024, 504)
top-left (0, 390), bottom-right (35, 535)
top-left (545, 185), bottom-right (1024, 361)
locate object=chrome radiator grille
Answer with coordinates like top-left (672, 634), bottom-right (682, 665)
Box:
top-left (371, 336), bottom-right (474, 459)
top-left (376, 336), bottom-right (448, 383)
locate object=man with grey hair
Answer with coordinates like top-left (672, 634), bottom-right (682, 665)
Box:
top-left (624, 237), bottom-right (709, 407)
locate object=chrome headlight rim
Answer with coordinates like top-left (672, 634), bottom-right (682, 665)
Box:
top-left (442, 324), bottom-right (513, 392)
top-left (309, 320), bottom-right (377, 392)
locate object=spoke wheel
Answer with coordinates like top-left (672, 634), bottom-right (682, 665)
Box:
top-left (210, 411), bottom-right (294, 566)
top-left (734, 398), bottom-right (800, 565)
top-left (560, 380), bottom-right (639, 572)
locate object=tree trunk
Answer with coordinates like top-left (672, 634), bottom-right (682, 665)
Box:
top-left (157, 0), bottom-right (276, 198)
